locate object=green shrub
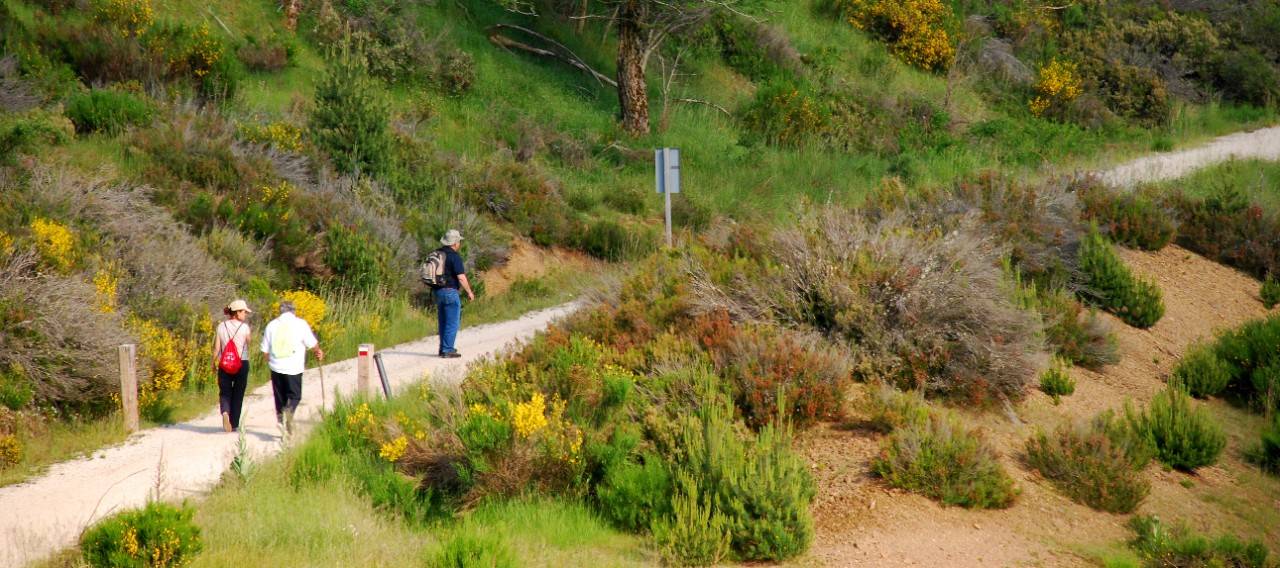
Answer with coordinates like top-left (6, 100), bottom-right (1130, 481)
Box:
top-left (80, 501), bottom-right (203, 568)
top-left (739, 82), bottom-right (830, 147)
top-left (309, 50), bottom-right (391, 176)
top-left (64, 88), bottom-right (149, 133)
top-left (1039, 357), bottom-right (1076, 404)
top-left (1126, 387), bottom-right (1225, 472)
top-left (1213, 47), bottom-right (1280, 108)
top-left (1262, 274), bottom-right (1280, 309)
top-left (1024, 410), bottom-right (1153, 513)
top-left (1248, 414), bottom-right (1280, 475)
top-left (1078, 227), bottom-right (1165, 328)
top-left (873, 411), bottom-right (1019, 509)
top-left (1168, 185), bottom-right (1280, 281)
top-left (1037, 286), bottom-right (1120, 369)
top-left (0, 433), bottom-right (23, 469)
top-left (865, 384), bottom-right (930, 432)
top-left (428, 532), bottom-right (515, 568)
top-left (1211, 315), bottom-right (1280, 413)
top-left (1171, 345), bottom-right (1231, 399)
top-left (324, 224), bottom-right (391, 294)
top-left (289, 434), bottom-right (342, 488)
top-left (578, 218), bottom-right (659, 262)
top-left (596, 457), bottom-right (672, 532)
top-left (0, 108), bottom-right (74, 159)
top-left (1079, 185), bottom-right (1176, 251)
top-left (652, 472), bottom-right (731, 567)
top-left (670, 403), bottom-right (814, 562)
top-left (1128, 515), bottom-right (1270, 568)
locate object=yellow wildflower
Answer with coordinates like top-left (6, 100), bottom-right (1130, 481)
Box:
top-left (511, 392), bottom-right (548, 438)
top-left (30, 218), bottom-right (76, 272)
top-left (379, 435), bottom-right (408, 462)
top-left (93, 264), bottom-right (120, 314)
top-left (121, 526), bottom-right (140, 556)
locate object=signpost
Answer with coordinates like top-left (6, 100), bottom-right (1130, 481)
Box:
top-left (655, 148), bottom-right (680, 248)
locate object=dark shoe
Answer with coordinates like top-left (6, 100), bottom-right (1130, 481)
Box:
top-left (441, 352), bottom-right (462, 359)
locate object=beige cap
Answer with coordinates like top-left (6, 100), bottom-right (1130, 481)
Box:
top-left (441, 229), bottom-right (463, 246)
top-left (227, 299), bottom-right (252, 313)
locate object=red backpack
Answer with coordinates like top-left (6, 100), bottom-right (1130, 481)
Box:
top-left (218, 323), bottom-right (244, 374)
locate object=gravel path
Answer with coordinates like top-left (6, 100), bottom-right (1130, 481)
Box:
top-left (0, 303), bottom-right (578, 568)
top-left (1099, 125), bottom-right (1280, 187)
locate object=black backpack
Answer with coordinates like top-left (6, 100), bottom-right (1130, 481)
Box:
top-left (420, 249), bottom-right (448, 288)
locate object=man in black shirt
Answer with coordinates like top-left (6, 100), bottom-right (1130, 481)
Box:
top-left (436, 229), bottom-right (475, 358)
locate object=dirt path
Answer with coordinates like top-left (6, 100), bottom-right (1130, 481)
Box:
top-left (0, 303), bottom-right (578, 568)
top-left (803, 247), bottom-right (1277, 567)
top-left (1099, 125), bottom-right (1280, 187)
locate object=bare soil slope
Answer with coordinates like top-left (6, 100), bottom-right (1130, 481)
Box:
top-left (803, 245), bottom-right (1280, 567)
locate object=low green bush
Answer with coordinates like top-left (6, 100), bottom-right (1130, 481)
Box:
top-left (865, 384), bottom-right (930, 432)
top-left (1167, 185), bottom-right (1280, 281)
top-left (1212, 315), bottom-right (1280, 413)
top-left (1126, 387), bottom-right (1225, 472)
top-left (1171, 345), bottom-right (1231, 399)
top-left (65, 89), bottom-right (152, 134)
top-left (669, 403), bottom-right (814, 562)
top-left (596, 457), bottom-right (672, 533)
top-left (427, 532), bottom-right (515, 568)
top-left (324, 224), bottom-right (391, 294)
top-left (0, 108), bottom-right (75, 160)
top-left (1078, 227), bottom-right (1165, 328)
top-left (288, 433), bottom-right (342, 488)
top-left (578, 218), bottom-right (658, 262)
top-left (1128, 515), bottom-right (1270, 568)
top-left (873, 411), bottom-right (1019, 509)
top-left (1037, 286), bottom-right (1119, 369)
top-left (1024, 410), bottom-right (1153, 513)
top-left (652, 472), bottom-right (731, 567)
top-left (1039, 357), bottom-right (1076, 404)
top-left (1248, 414), bottom-right (1280, 475)
top-left (309, 52), bottom-right (392, 176)
top-left (1262, 274), bottom-right (1280, 309)
top-left (80, 501), bottom-right (203, 568)
top-left (1079, 185), bottom-right (1176, 251)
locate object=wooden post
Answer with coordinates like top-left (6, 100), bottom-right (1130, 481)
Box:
top-left (357, 344), bottom-right (374, 396)
top-left (119, 344), bottom-right (138, 433)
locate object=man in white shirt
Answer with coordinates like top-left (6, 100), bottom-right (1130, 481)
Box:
top-left (260, 300), bottom-right (325, 434)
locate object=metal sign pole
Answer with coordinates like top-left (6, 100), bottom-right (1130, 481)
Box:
top-left (664, 183), bottom-right (672, 247)
top-left (655, 148), bottom-right (680, 248)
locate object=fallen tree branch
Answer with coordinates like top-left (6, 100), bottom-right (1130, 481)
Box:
top-left (675, 97), bottom-right (730, 116)
top-left (487, 24), bottom-right (617, 88)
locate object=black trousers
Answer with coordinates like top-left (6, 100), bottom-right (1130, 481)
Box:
top-left (217, 361), bottom-right (250, 429)
top-left (270, 370), bottom-right (303, 419)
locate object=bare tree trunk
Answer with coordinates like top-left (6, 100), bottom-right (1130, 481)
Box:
top-left (616, 0), bottom-right (650, 135)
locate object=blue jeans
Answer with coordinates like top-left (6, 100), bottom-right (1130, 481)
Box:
top-left (434, 288), bottom-right (461, 354)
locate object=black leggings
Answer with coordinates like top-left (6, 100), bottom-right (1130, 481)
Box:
top-left (217, 361), bottom-right (250, 429)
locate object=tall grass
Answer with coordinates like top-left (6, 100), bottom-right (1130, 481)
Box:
top-left (1151, 159), bottom-right (1280, 213)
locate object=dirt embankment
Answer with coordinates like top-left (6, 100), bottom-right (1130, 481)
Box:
top-left (803, 245), bottom-right (1277, 567)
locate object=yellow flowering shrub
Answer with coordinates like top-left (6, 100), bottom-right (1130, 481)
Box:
top-left (239, 121), bottom-right (305, 152)
top-left (1030, 59), bottom-right (1084, 118)
top-left (345, 402), bottom-right (378, 439)
top-left (96, 0), bottom-right (154, 37)
top-left (378, 435), bottom-right (408, 462)
top-left (832, 0), bottom-right (956, 72)
top-left (0, 434), bottom-right (22, 468)
top-left (93, 264), bottom-right (121, 314)
top-left (180, 24), bottom-right (223, 79)
top-left (128, 317), bottom-right (193, 405)
top-left (30, 218), bottom-right (76, 272)
top-left (273, 289), bottom-right (327, 326)
top-left (510, 392), bottom-right (549, 438)
top-left (0, 231), bottom-right (13, 258)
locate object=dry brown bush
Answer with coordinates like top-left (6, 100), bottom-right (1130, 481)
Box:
top-left (691, 209), bottom-right (1046, 402)
top-left (0, 252), bottom-right (143, 409)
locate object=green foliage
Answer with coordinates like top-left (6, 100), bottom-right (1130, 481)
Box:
top-left (652, 472), bottom-right (731, 567)
top-left (1037, 287), bottom-right (1119, 369)
top-left (324, 224), bottom-right (391, 294)
top-left (427, 532), bottom-right (516, 568)
top-left (1125, 387), bottom-right (1225, 472)
top-left (577, 218), bottom-right (658, 262)
top-left (1039, 357), bottom-right (1076, 404)
top-left (738, 82), bottom-right (829, 148)
top-left (1262, 274), bottom-right (1280, 309)
top-left (668, 402), bottom-right (815, 562)
top-left (1078, 227), bottom-right (1165, 328)
top-left (289, 433), bottom-right (342, 488)
top-left (1167, 184), bottom-right (1280, 281)
top-left (1209, 314), bottom-right (1280, 414)
top-left (0, 108), bottom-right (74, 160)
top-left (1171, 345), bottom-right (1231, 399)
top-left (873, 410), bottom-right (1019, 509)
top-left (1128, 515), bottom-right (1270, 568)
top-left (1213, 48), bottom-right (1280, 108)
top-left (80, 501), bottom-right (203, 568)
top-left (65, 88), bottom-right (151, 134)
top-left (596, 457), bottom-right (672, 533)
top-left (309, 50), bottom-right (391, 176)
top-left (1024, 410), bottom-right (1153, 514)
top-left (1248, 414), bottom-right (1280, 475)
top-left (1079, 185), bottom-right (1176, 251)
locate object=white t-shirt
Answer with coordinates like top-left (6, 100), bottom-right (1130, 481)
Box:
top-left (260, 312), bottom-right (318, 375)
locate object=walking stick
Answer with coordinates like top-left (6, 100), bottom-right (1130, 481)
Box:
top-left (317, 362), bottom-right (327, 417)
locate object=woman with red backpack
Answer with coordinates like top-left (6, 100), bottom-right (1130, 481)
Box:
top-left (214, 299), bottom-right (253, 433)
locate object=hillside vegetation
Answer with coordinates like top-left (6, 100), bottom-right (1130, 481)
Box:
top-left (4, 0), bottom-right (1280, 565)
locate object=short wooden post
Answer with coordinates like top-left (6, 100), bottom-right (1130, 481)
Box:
top-left (119, 344), bottom-right (138, 433)
top-left (357, 344), bottom-right (374, 396)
